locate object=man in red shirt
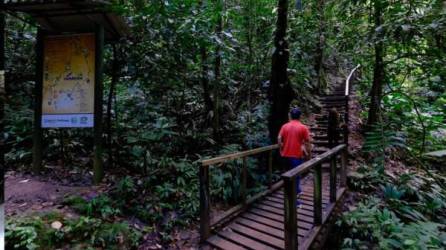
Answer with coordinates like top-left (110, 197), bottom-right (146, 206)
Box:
top-left (278, 108), bottom-right (312, 205)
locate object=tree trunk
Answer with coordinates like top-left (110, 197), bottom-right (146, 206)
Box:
top-left (212, 0), bottom-right (223, 143)
top-left (244, 0), bottom-right (254, 123)
top-left (0, 13), bottom-right (5, 96)
top-left (106, 45), bottom-right (119, 168)
top-left (200, 46), bottom-right (213, 115)
top-left (315, 0), bottom-right (325, 93)
top-left (0, 12), bottom-right (5, 203)
top-left (268, 0), bottom-right (294, 143)
top-left (367, 0), bottom-right (385, 127)
top-left (0, 13), bottom-right (4, 72)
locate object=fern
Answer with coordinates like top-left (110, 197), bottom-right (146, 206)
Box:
top-left (362, 124), bottom-right (407, 165)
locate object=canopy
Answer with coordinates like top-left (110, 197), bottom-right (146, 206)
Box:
top-left (1, 0), bottom-right (129, 41)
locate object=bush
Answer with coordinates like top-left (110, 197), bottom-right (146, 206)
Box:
top-left (6, 213), bottom-right (143, 250)
top-left (339, 198), bottom-right (446, 249)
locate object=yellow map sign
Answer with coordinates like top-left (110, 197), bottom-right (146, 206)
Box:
top-left (42, 34), bottom-right (95, 128)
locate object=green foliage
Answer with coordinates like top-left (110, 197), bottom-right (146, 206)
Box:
top-left (348, 164), bottom-right (387, 192)
top-left (4, 0), bottom-right (446, 248)
top-left (6, 213), bottom-right (143, 250)
top-left (64, 195), bottom-right (121, 219)
top-left (4, 106), bottom-right (33, 165)
top-left (362, 124), bottom-right (407, 165)
top-left (339, 198), bottom-right (446, 250)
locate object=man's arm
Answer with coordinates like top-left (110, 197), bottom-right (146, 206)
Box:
top-left (304, 139), bottom-right (312, 160)
top-left (278, 135), bottom-right (283, 154)
top-left (303, 128), bottom-right (312, 160)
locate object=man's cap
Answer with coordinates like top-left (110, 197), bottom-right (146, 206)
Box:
top-left (290, 107), bottom-right (301, 119)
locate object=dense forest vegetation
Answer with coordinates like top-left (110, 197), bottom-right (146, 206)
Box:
top-left (2, 0), bottom-right (446, 249)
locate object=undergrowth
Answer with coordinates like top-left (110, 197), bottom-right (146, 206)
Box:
top-left (338, 124), bottom-right (446, 249)
top-left (5, 212), bottom-right (143, 250)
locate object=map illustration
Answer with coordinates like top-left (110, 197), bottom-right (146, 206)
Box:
top-left (41, 34), bottom-right (95, 128)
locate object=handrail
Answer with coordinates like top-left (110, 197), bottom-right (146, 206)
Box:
top-left (345, 64), bottom-right (361, 96)
top-left (199, 144), bottom-right (280, 242)
top-left (201, 144), bottom-right (279, 166)
top-left (343, 64), bottom-right (360, 146)
top-left (282, 144), bottom-right (348, 249)
top-left (281, 144), bottom-right (346, 179)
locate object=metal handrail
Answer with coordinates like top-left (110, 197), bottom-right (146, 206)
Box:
top-left (345, 64), bottom-right (361, 96)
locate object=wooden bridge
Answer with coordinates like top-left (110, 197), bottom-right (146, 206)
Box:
top-left (199, 66), bottom-right (360, 250)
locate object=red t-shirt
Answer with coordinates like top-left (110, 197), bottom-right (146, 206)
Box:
top-left (278, 120), bottom-right (310, 158)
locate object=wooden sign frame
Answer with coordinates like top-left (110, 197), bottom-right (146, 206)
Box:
top-left (33, 26), bottom-right (104, 183)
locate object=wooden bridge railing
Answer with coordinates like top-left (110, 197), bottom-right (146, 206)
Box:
top-left (281, 144), bottom-right (348, 249)
top-left (199, 144), bottom-right (280, 242)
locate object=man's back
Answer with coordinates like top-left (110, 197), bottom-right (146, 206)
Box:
top-left (279, 120), bottom-right (310, 158)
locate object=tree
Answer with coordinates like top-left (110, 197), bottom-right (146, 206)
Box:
top-left (367, 0), bottom-right (385, 127)
top-left (268, 0), bottom-right (294, 143)
top-left (314, 0), bottom-right (325, 92)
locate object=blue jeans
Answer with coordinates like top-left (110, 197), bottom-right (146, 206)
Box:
top-left (286, 157), bottom-right (304, 194)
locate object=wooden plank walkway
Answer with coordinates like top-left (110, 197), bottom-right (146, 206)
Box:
top-left (205, 174), bottom-right (346, 250)
top-left (200, 66), bottom-right (359, 249)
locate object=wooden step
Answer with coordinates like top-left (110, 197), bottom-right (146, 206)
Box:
top-left (313, 135), bottom-right (343, 140)
top-left (322, 103), bottom-right (347, 108)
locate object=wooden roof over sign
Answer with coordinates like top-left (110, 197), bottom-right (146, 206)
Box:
top-left (1, 0), bottom-right (129, 41)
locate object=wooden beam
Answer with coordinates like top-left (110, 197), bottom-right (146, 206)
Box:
top-left (210, 180), bottom-right (284, 229)
top-left (313, 163), bottom-right (322, 225)
top-left (201, 144), bottom-right (279, 166)
top-left (282, 144), bottom-right (345, 179)
top-left (93, 24), bottom-right (104, 184)
top-left (268, 150), bottom-right (273, 188)
top-left (340, 148), bottom-right (348, 187)
top-left (199, 165), bottom-right (211, 242)
top-left (0, 12), bottom-right (4, 71)
top-left (283, 178), bottom-right (297, 250)
top-left (329, 156), bottom-right (337, 203)
top-left (32, 28), bottom-right (44, 172)
top-left (241, 157), bottom-right (247, 204)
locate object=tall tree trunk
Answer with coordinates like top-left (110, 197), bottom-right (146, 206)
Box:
top-left (200, 46), bottom-right (213, 115)
top-left (0, 13), bottom-right (5, 95)
top-left (106, 45), bottom-right (119, 168)
top-left (268, 0), bottom-right (294, 143)
top-left (0, 12), bottom-right (5, 203)
top-left (212, 0), bottom-right (223, 143)
top-left (199, 0), bottom-right (215, 135)
top-left (315, 0), bottom-right (325, 93)
top-left (367, 0), bottom-right (385, 126)
top-left (245, 0), bottom-right (254, 123)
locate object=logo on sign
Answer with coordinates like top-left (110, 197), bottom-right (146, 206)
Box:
top-left (80, 116), bottom-right (88, 124)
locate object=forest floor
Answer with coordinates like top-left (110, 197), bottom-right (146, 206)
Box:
top-left (5, 171), bottom-right (100, 217)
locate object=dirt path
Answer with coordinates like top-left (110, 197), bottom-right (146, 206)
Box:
top-left (5, 171), bottom-right (102, 217)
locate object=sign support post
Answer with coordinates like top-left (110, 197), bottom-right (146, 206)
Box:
top-left (93, 25), bottom-right (104, 184)
top-left (32, 28), bottom-right (44, 172)
top-left (1, 12), bottom-right (5, 202)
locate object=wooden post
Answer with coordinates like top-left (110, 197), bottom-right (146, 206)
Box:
top-left (32, 29), bottom-right (44, 172)
top-left (199, 165), bottom-right (211, 242)
top-left (268, 150), bottom-right (273, 189)
top-left (340, 147), bottom-right (348, 187)
top-left (313, 163), bottom-right (322, 225)
top-left (0, 12), bottom-right (4, 71)
top-left (241, 157), bottom-right (247, 204)
top-left (93, 25), bottom-right (104, 184)
top-left (0, 12), bottom-right (5, 203)
top-left (283, 177), bottom-right (297, 250)
top-left (329, 156), bottom-right (337, 203)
